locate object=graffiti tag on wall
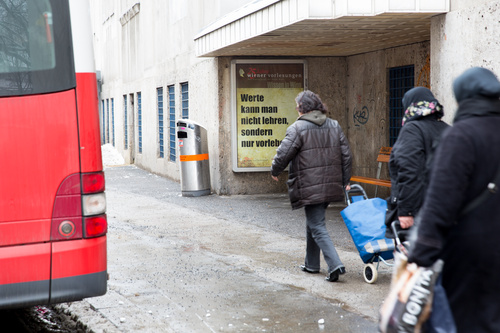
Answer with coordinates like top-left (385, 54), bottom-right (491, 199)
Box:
top-left (353, 106), bottom-right (369, 126)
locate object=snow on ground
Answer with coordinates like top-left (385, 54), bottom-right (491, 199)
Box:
top-left (101, 144), bottom-right (125, 167)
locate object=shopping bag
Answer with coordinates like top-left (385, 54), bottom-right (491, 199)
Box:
top-left (379, 256), bottom-right (444, 333)
top-left (341, 198), bottom-right (394, 262)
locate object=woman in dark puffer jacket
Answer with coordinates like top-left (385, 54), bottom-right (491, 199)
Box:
top-left (271, 90), bottom-right (352, 282)
top-left (408, 67), bottom-right (500, 332)
top-left (387, 87), bottom-right (449, 240)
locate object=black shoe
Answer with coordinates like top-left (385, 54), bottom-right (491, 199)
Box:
top-left (300, 265), bottom-right (319, 274)
top-left (325, 267), bottom-right (346, 282)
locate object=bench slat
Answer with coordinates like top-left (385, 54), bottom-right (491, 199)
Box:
top-left (351, 147), bottom-right (392, 189)
top-left (376, 154), bottom-right (391, 163)
top-left (350, 176), bottom-right (391, 187)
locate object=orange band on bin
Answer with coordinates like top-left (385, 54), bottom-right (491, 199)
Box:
top-left (180, 153), bottom-right (209, 162)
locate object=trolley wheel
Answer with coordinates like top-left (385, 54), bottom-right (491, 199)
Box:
top-left (364, 263), bottom-right (378, 284)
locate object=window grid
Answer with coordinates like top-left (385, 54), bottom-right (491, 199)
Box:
top-left (181, 82), bottom-right (189, 120)
top-left (106, 99), bottom-right (110, 143)
top-left (157, 87), bottom-right (164, 158)
top-left (101, 100), bottom-right (105, 143)
top-left (123, 95), bottom-right (128, 150)
top-left (168, 85), bottom-right (176, 161)
top-left (389, 65), bottom-right (414, 146)
top-left (111, 98), bottom-right (115, 146)
top-left (138, 92), bottom-right (142, 154)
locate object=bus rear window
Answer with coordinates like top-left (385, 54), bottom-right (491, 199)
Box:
top-left (0, 0), bottom-right (75, 97)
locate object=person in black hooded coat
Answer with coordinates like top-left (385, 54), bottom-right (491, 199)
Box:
top-left (408, 67), bottom-right (500, 332)
top-left (386, 87), bottom-right (449, 239)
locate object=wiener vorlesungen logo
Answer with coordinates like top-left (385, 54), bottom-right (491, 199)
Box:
top-left (240, 67), bottom-right (302, 80)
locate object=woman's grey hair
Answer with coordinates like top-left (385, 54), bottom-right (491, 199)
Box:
top-left (295, 90), bottom-right (328, 114)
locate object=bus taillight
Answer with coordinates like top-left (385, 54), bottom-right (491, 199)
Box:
top-left (84, 214), bottom-right (107, 238)
top-left (52, 217), bottom-right (82, 240)
top-left (51, 172), bottom-right (107, 241)
top-left (59, 220), bottom-right (76, 237)
top-left (82, 172), bottom-right (105, 193)
top-left (82, 192), bottom-right (106, 216)
top-left (81, 171), bottom-right (107, 239)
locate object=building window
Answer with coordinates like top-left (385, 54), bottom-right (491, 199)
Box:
top-left (157, 87), bottom-right (164, 158)
top-left (123, 95), bottom-right (128, 150)
top-left (111, 98), bottom-right (115, 146)
top-left (389, 65), bottom-right (414, 146)
top-left (101, 100), bottom-right (105, 143)
top-left (138, 92), bottom-right (142, 154)
top-left (168, 85), bottom-right (176, 161)
top-left (181, 82), bottom-right (189, 119)
top-left (106, 99), bottom-right (110, 144)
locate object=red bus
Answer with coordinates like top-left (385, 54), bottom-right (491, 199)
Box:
top-left (0, 0), bottom-right (107, 309)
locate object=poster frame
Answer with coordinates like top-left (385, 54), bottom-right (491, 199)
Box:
top-left (231, 59), bottom-right (308, 172)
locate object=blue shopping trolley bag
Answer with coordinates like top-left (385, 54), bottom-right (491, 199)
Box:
top-left (340, 197), bottom-right (394, 263)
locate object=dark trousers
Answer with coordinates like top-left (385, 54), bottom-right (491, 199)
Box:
top-left (304, 202), bottom-right (344, 274)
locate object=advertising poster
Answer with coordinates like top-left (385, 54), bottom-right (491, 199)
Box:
top-left (232, 60), bottom-right (306, 172)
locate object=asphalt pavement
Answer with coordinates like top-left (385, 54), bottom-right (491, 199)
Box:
top-left (58, 165), bottom-right (392, 332)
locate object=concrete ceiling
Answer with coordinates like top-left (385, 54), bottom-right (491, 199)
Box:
top-left (198, 12), bottom-right (438, 57)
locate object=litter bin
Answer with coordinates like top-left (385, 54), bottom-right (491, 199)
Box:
top-left (177, 119), bottom-right (211, 197)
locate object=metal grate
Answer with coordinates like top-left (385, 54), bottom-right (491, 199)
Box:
top-left (181, 82), bottom-right (189, 120)
top-left (157, 87), bottom-right (164, 158)
top-left (123, 95), bottom-right (128, 150)
top-left (138, 92), bottom-right (142, 154)
top-left (111, 98), bottom-right (115, 146)
top-left (389, 65), bottom-right (414, 146)
top-left (168, 85), bottom-right (176, 161)
top-left (106, 99), bottom-right (110, 144)
top-left (101, 100), bottom-right (105, 143)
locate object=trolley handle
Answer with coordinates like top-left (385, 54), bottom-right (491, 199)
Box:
top-left (391, 221), bottom-right (408, 256)
top-left (344, 184), bottom-right (368, 205)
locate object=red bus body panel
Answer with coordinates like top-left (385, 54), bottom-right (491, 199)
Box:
top-left (0, 0), bottom-right (107, 310)
top-left (0, 238), bottom-right (107, 308)
top-left (0, 73), bottom-right (107, 311)
top-left (76, 72), bottom-right (103, 173)
top-left (0, 244), bottom-right (51, 285)
top-left (0, 243), bottom-right (52, 308)
top-left (52, 236), bottom-right (107, 279)
top-left (0, 220), bottom-right (51, 246)
top-left (0, 91), bottom-right (80, 224)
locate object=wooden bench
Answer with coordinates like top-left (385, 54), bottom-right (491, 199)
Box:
top-left (351, 147), bottom-right (392, 195)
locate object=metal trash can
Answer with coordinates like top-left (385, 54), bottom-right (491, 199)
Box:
top-left (177, 119), bottom-right (211, 197)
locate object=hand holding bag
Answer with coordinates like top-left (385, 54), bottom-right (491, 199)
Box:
top-left (379, 255), bottom-right (445, 333)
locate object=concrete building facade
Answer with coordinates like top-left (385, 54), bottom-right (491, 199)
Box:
top-left (90, 0), bottom-right (500, 196)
